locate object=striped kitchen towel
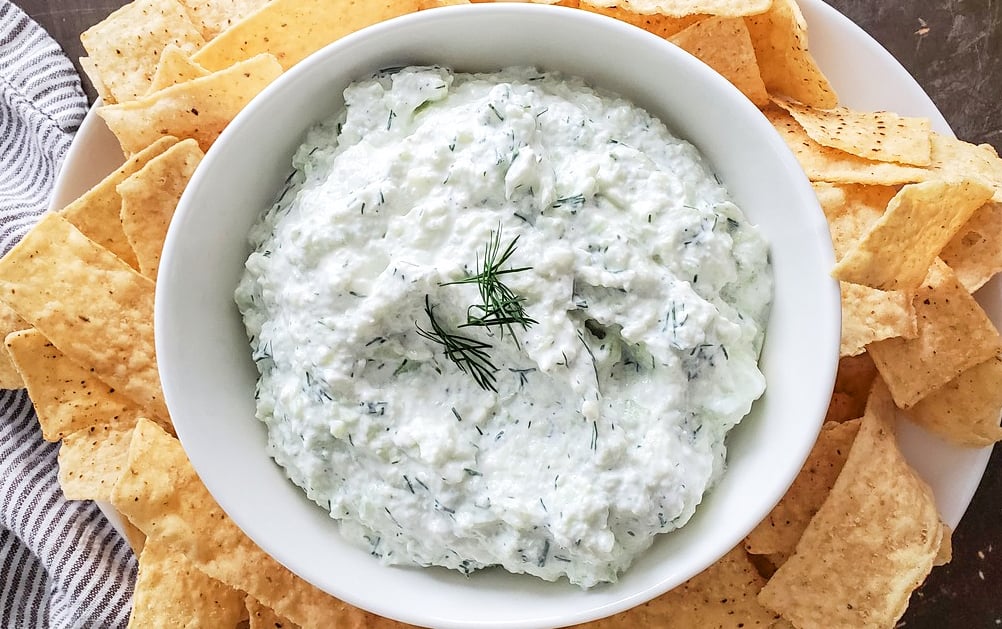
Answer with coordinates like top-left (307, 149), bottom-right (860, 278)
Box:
top-left (0, 1), bottom-right (136, 626)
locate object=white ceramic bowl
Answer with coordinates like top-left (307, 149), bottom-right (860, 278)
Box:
top-left (157, 5), bottom-right (840, 627)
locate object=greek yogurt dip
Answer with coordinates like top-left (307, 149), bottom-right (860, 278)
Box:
top-left (235, 66), bottom-right (771, 588)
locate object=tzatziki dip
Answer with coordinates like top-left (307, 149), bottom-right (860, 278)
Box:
top-left (235, 66), bottom-right (771, 588)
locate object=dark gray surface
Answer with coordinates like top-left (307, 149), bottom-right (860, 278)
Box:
top-left (14, 0), bottom-right (1002, 626)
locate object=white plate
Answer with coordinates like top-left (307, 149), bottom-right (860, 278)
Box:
top-left (48, 0), bottom-right (992, 593)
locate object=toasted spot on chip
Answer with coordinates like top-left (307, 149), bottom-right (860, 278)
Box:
top-left (766, 107), bottom-right (930, 185)
top-left (118, 139), bottom-right (204, 278)
top-left (775, 98), bottom-right (932, 166)
top-left (111, 419), bottom-right (391, 628)
top-left (147, 45), bottom-right (210, 95)
top-left (744, 419), bottom-right (861, 564)
top-left (839, 282), bottom-right (916, 357)
top-left (758, 380), bottom-right (944, 628)
top-left (668, 16), bottom-right (769, 106)
top-left (940, 200), bottom-right (1002, 292)
top-left (246, 596), bottom-right (300, 629)
top-left (59, 136), bottom-right (180, 269)
top-left (131, 539), bottom-right (246, 628)
top-left (868, 260), bottom-right (1002, 409)
top-left (744, 0), bottom-right (836, 108)
top-left (576, 545), bottom-right (780, 628)
top-left (833, 179), bottom-right (994, 291)
top-left (80, 0), bottom-right (205, 103)
top-left (57, 425), bottom-right (133, 501)
top-left (98, 53), bottom-right (283, 154)
top-left (192, 0), bottom-right (423, 71)
top-left (905, 355), bottom-right (1002, 447)
top-left (5, 329), bottom-right (150, 441)
top-left (0, 215), bottom-right (168, 420)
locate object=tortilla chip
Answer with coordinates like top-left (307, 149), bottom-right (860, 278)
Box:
top-left (744, 0), bottom-right (836, 108)
top-left (118, 510), bottom-right (148, 555)
top-left (766, 107), bottom-right (930, 185)
top-left (191, 0), bottom-right (422, 72)
top-left (839, 282), bottom-right (916, 357)
top-left (868, 260), bottom-right (1002, 409)
top-left (98, 53), bottom-right (283, 154)
top-left (824, 392), bottom-right (855, 424)
top-left (118, 139), bottom-right (204, 278)
top-left (110, 419), bottom-right (388, 628)
top-left (940, 200), bottom-right (1002, 292)
top-left (577, 5), bottom-right (704, 38)
top-left (775, 98), bottom-right (932, 166)
top-left (177, 0), bottom-right (272, 39)
top-left (80, 0), bottom-right (205, 103)
top-left (668, 17), bottom-right (768, 106)
top-left (0, 301), bottom-right (28, 389)
top-left (744, 419), bottom-right (861, 564)
top-left (833, 179), bottom-right (994, 291)
top-left (0, 214), bottom-right (168, 420)
top-left (577, 545), bottom-right (780, 628)
top-left (131, 539), bottom-right (246, 628)
top-left (147, 45), bottom-right (210, 94)
top-left (579, 0), bottom-right (770, 18)
top-left (57, 425), bottom-right (133, 501)
top-left (80, 56), bottom-right (113, 105)
top-left (905, 355), bottom-right (1002, 447)
top-left (935, 525), bottom-right (953, 567)
top-left (246, 596), bottom-right (300, 629)
top-left (758, 381), bottom-right (944, 628)
top-left (813, 183), bottom-right (899, 259)
top-left (829, 352), bottom-right (878, 422)
top-left (928, 133), bottom-right (1002, 202)
top-left (4, 329), bottom-right (147, 441)
top-left (59, 136), bottom-right (180, 269)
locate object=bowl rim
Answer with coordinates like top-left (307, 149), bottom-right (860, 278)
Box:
top-left (157, 4), bottom-right (840, 627)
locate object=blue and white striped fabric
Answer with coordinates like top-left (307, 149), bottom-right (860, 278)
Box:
top-left (1, 1), bottom-right (136, 626)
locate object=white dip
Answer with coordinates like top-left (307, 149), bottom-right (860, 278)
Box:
top-left (235, 66), bottom-right (771, 588)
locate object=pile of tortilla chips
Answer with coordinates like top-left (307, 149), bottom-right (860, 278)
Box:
top-left (0, 0), bottom-right (999, 626)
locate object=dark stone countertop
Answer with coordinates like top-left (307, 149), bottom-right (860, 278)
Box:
top-left (13, 0), bottom-right (1002, 626)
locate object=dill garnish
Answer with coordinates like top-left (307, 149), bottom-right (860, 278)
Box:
top-left (416, 295), bottom-right (498, 391)
top-left (443, 224), bottom-right (537, 340)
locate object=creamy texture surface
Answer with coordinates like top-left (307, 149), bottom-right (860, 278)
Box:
top-left (235, 66), bottom-right (771, 587)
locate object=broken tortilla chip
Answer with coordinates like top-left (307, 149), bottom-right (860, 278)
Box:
top-left (767, 107), bottom-right (930, 185)
top-left (928, 133), bottom-right (1002, 203)
top-left (744, 419), bottom-right (861, 565)
top-left (111, 419), bottom-right (388, 628)
top-left (131, 538), bottom-right (246, 628)
top-left (668, 16), bottom-right (769, 106)
top-left (575, 545), bottom-right (780, 628)
top-left (59, 136), bottom-right (180, 269)
top-left (940, 200), bottom-right (1002, 293)
top-left (839, 282), bottom-right (915, 357)
top-left (147, 45), bottom-right (210, 95)
top-left (832, 179), bottom-right (994, 291)
top-left (118, 139), bottom-right (204, 278)
top-left (0, 214), bottom-right (167, 420)
top-left (905, 355), bottom-right (1002, 447)
top-left (775, 98), bottom-right (932, 166)
top-left (191, 0), bottom-right (422, 71)
top-left (57, 425), bottom-right (133, 501)
top-left (80, 0), bottom-right (205, 103)
top-left (868, 260), bottom-right (1002, 409)
top-left (4, 329), bottom-right (148, 441)
top-left (99, 53), bottom-right (283, 154)
top-left (744, 0), bottom-right (836, 108)
top-left (758, 381), bottom-right (944, 628)
top-left (0, 301), bottom-right (28, 389)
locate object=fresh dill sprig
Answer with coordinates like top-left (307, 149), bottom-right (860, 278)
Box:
top-left (443, 223), bottom-right (537, 340)
top-left (416, 295), bottom-right (498, 391)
